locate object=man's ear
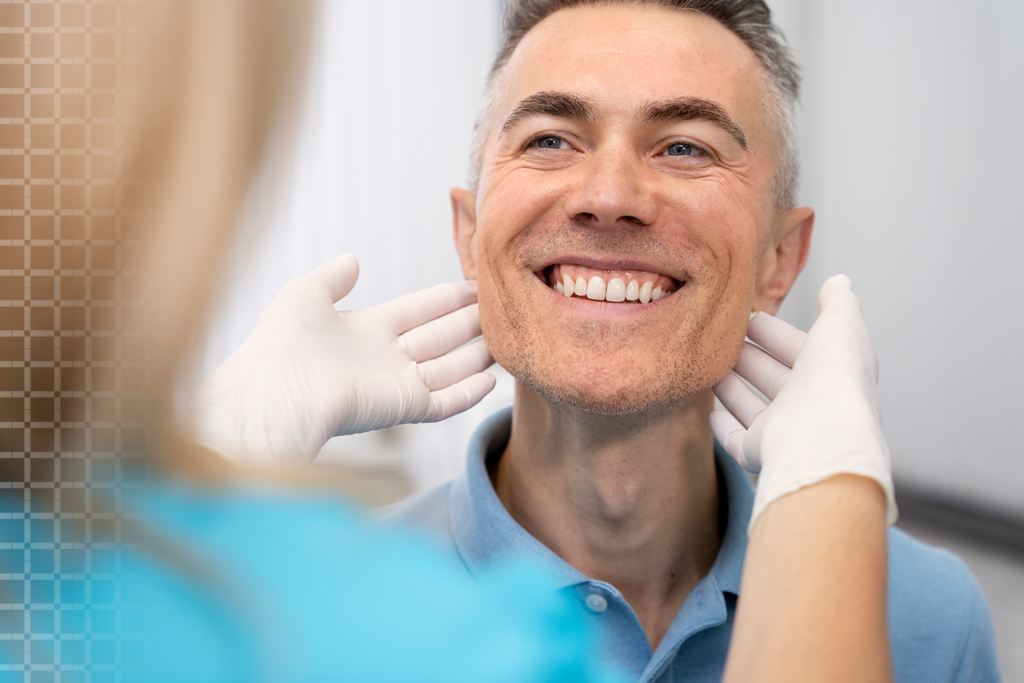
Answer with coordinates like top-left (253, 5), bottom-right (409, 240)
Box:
top-left (754, 206), bottom-right (814, 314)
top-left (451, 187), bottom-right (478, 281)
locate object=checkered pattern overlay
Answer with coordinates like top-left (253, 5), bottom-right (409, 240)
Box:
top-left (0, 2), bottom-right (149, 679)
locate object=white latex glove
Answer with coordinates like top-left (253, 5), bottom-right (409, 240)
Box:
top-left (709, 275), bottom-right (897, 531)
top-left (190, 254), bottom-right (496, 464)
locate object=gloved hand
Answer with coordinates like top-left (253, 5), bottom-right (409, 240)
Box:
top-left (189, 254), bottom-right (496, 464)
top-left (709, 275), bottom-right (897, 531)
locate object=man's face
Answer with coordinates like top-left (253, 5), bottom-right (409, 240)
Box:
top-left (454, 5), bottom-right (811, 414)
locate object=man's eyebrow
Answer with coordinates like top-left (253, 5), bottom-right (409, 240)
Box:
top-left (501, 91), bottom-right (596, 133)
top-left (641, 97), bottom-right (747, 151)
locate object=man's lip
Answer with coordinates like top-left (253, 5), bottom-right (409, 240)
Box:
top-left (533, 255), bottom-right (682, 281)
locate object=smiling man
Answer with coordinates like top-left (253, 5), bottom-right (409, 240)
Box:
top-left (443, 0), bottom-right (798, 653)
top-left (384, 2), bottom-right (999, 681)
top-left (191, 0), bottom-right (1000, 680)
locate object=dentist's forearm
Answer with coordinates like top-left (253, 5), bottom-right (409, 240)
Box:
top-left (723, 474), bottom-right (892, 683)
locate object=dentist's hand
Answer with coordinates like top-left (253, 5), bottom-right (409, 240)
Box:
top-left (190, 254), bottom-right (496, 464)
top-left (710, 275), bottom-right (897, 530)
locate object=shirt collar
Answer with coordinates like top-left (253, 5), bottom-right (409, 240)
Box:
top-left (449, 406), bottom-right (754, 596)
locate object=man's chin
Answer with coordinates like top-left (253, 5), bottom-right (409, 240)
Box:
top-left (503, 358), bottom-right (707, 416)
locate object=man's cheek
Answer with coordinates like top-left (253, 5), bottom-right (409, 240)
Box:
top-left (706, 295), bottom-right (755, 382)
top-left (471, 235), bottom-right (503, 303)
top-left (477, 275), bottom-right (517, 345)
top-left (477, 294), bottom-right (522, 374)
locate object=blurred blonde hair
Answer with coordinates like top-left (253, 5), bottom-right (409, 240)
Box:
top-left (119, 0), bottom-right (400, 502)
top-left (137, 0), bottom-right (314, 410)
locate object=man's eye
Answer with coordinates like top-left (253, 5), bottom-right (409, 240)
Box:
top-left (665, 143), bottom-right (699, 156)
top-left (530, 136), bottom-right (569, 150)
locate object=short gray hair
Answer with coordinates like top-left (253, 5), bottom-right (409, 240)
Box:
top-left (469, 0), bottom-right (800, 209)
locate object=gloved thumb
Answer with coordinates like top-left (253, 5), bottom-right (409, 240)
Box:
top-left (816, 274), bottom-right (858, 316)
top-left (310, 253), bottom-right (360, 303)
top-left (813, 273), bottom-right (878, 380)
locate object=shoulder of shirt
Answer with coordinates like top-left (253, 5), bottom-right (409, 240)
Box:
top-left (375, 482), bottom-right (466, 565)
top-left (886, 527), bottom-right (1001, 682)
top-left (376, 482), bottom-right (453, 529)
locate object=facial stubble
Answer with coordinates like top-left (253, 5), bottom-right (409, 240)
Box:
top-left (478, 225), bottom-right (732, 416)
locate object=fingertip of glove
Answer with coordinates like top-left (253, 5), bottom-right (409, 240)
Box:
top-left (444, 279), bottom-right (480, 304)
top-left (708, 407), bottom-right (740, 441)
top-left (461, 371), bottom-right (497, 397)
top-left (443, 279), bottom-right (478, 293)
top-left (334, 253), bottom-right (359, 271)
top-left (307, 254), bottom-right (361, 302)
top-left (318, 253), bottom-right (359, 281)
top-left (817, 274), bottom-right (862, 314)
top-left (823, 274), bottom-right (853, 292)
top-left (460, 280), bottom-right (480, 300)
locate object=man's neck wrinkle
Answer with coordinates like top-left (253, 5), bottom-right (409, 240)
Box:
top-left (495, 385), bottom-right (723, 651)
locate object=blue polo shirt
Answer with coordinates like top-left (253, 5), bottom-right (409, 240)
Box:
top-left (384, 407), bottom-right (1002, 683)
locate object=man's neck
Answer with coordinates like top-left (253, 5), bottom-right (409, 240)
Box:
top-left (492, 384), bottom-right (722, 653)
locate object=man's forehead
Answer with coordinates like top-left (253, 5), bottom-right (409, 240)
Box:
top-left (497, 4), bottom-right (767, 127)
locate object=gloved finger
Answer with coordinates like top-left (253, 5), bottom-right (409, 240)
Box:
top-left (376, 281), bottom-right (478, 335)
top-left (307, 253), bottom-right (360, 303)
top-left (733, 341), bottom-right (792, 401)
top-left (420, 372), bottom-right (497, 423)
top-left (709, 410), bottom-right (759, 472)
top-left (745, 312), bottom-right (806, 368)
top-left (817, 274), bottom-right (865, 320)
top-left (814, 274), bottom-right (879, 380)
top-left (815, 274), bottom-right (856, 313)
top-left (399, 303), bottom-right (481, 363)
top-left (815, 275), bottom-right (868, 332)
top-left (712, 371), bottom-right (769, 429)
top-left (417, 337), bottom-right (493, 391)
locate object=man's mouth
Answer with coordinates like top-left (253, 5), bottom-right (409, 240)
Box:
top-left (541, 264), bottom-right (680, 304)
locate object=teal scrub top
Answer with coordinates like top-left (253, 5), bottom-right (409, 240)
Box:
top-left (0, 482), bottom-right (626, 683)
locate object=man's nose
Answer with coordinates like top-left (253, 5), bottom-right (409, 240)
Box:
top-left (563, 145), bottom-right (658, 228)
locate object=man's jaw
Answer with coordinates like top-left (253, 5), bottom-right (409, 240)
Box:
top-left (540, 262), bottom-right (682, 304)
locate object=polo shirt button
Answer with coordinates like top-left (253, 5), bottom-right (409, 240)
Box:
top-left (585, 594), bottom-right (608, 613)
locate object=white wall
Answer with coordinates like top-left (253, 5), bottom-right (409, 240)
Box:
top-left (771, 0), bottom-right (1024, 517)
top-left (207, 0), bottom-right (1024, 516)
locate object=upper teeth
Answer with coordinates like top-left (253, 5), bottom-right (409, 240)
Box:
top-left (553, 274), bottom-right (668, 303)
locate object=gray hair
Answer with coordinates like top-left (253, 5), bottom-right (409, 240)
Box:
top-left (469, 0), bottom-right (800, 209)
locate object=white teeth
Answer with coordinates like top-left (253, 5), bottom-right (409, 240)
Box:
top-left (625, 279), bottom-right (639, 301)
top-left (606, 277), bottom-right (626, 302)
top-left (553, 268), bottom-right (671, 304)
top-left (639, 281), bottom-right (653, 304)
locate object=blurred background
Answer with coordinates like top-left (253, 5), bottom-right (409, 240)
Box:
top-left (196, 0), bottom-right (1023, 677)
